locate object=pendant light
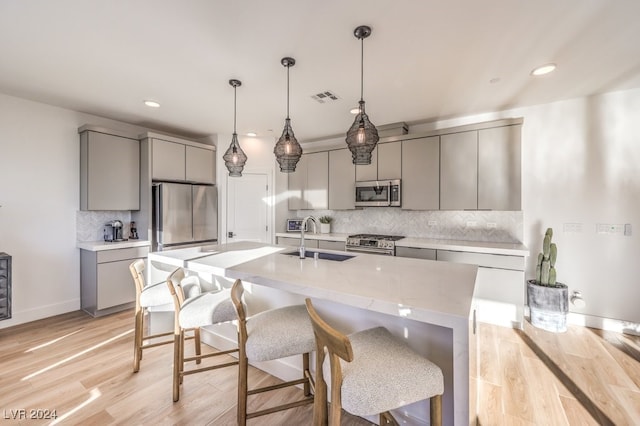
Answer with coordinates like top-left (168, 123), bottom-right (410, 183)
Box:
top-left (345, 25), bottom-right (379, 165)
top-left (274, 57), bottom-right (303, 173)
top-left (223, 79), bottom-right (248, 177)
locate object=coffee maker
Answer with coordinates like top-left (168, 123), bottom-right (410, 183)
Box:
top-left (104, 220), bottom-right (125, 242)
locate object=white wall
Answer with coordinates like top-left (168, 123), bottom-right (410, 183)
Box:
top-left (410, 88), bottom-right (640, 326)
top-left (0, 93), bottom-right (148, 328)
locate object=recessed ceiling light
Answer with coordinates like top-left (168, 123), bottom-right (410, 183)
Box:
top-left (349, 107), bottom-right (359, 114)
top-left (246, 132), bottom-right (257, 137)
top-left (144, 100), bottom-right (160, 108)
top-left (531, 63), bottom-right (556, 76)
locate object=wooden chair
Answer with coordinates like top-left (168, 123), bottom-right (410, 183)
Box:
top-left (166, 267), bottom-right (239, 402)
top-left (305, 298), bottom-right (444, 426)
top-left (129, 259), bottom-right (192, 373)
top-left (230, 279), bottom-right (316, 424)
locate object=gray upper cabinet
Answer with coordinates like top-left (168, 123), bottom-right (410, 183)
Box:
top-left (328, 149), bottom-right (355, 210)
top-left (440, 131), bottom-right (478, 210)
top-left (151, 138), bottom-right (215, 184)
top-left (152, 139), bottom-right (185, 182)
top-left (288, 154), bottom-right (307, 210)
top-left (402, 136), bottom-right (439, 210)
top-left (185, 145), bottom-right (215, 184)
top-left (377, 141), bottom-right (402, 180)
top-left (355, 146), bottom-right (377, 181)
top-left (288, 152), bottom-right (328, 210)
top-left (355, 141), bottom-right (401, 181)
top-left (478, 125), bottom-right (522, 210)
top-left (80, 128), bottom-right (140, 211)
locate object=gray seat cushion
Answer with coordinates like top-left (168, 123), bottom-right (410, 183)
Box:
top-left (323, 326), bottom-right (444, 416)
top-left (246, 305), bottom-right (315, 362)
top-left (178, 289), bottom-right (236, 329)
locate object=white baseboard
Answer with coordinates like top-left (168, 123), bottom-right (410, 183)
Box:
top-left (475, 298), bottom-right (524, 329)
top-left (0, 299), bottom-right (80, 329)
top-left (521, 306), bottom-right (640, 336)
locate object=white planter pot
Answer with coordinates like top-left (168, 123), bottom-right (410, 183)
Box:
top-left (320, 223), bottom-right (331, 234)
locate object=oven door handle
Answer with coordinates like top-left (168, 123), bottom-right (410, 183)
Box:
top-left (345, 246), bottom-right (394, 255)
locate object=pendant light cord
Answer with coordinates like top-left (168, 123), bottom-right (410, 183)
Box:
top-left (233, 85), bottom-right (237, 133)
top-left (360, 36), bottom-right (364, 103)
top-left (286, 64), bottom-right (290, 119)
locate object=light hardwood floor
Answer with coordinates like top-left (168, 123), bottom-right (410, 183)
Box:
top-left (1, 310), bottom-right (639, 425)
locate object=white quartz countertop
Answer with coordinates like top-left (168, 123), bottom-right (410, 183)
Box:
top-left (148, 241), bottom-right (478, 323)
top-left (77, 240), bottom-right (151, 251)
top-left (276, 232), bottom-right (528, 256)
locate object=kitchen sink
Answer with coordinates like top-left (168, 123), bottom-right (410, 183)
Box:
top-left (282, 250), bottom-right (354, 262)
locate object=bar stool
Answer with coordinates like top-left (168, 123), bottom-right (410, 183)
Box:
top-left (230, 279), bottom-right (316, 424)
top-left (166, 268), bottom-right (239, 402)
top-left (305, 298), bottom-right (444, 426)
top-left (129, 259), bottom-right (196, 373)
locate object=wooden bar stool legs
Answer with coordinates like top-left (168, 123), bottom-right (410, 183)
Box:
top-left (231, 279), bottom-right (316, 424)
top-left (166, 268), bottom-right (239, 402)
top-left (129, 259), bottom-right (176, 373)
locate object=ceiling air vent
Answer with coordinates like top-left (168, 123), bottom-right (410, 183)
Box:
top-left (311, 90), bottom-right (340, 103)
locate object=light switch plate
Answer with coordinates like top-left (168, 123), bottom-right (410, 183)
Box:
top-left (624, 223), bottom-right (632, 236)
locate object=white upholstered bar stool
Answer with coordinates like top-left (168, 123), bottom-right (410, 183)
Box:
top-left (166, 267), bottom-right (239, 402)
top-left (129, 259), bottom-right (199, 373)
top-left (230, 279), bottom-right (316, 424)
top-left (305, 298), bottom-right (444, 426)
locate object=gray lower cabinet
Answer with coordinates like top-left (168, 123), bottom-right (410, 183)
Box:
top-left (318, 240), bottom-right (345, 251)
top-left (80, 129), bottom-right (140, 211)
top-left (437, 250), bottom-right (525, 327)
top-left (276, 236), bottom-right (345, 250)
top-left (0, 253), bottom-right (11, 320)
top-left (402, 136), bottom-right (439, 210)
top-left (81, 247), bottom-right (149, 317)
top-left (277, 236), bottom-right (318, 249)
top-left (395, 246), bottom-right (436, 260)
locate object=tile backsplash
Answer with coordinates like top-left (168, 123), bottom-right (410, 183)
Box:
top-left (76, 211), bottom-right (132, 242)
top-left (293, 209), bottom-right (523, 243)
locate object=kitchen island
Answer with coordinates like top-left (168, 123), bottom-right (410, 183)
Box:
top-left (148, 241), bottom-right (478, 426)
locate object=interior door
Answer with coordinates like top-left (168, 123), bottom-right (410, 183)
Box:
top-left (227, 173), bottom-right (269, 243)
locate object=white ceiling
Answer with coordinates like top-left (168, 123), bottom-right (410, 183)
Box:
top-left (1, 1), bottom-right (640, 142)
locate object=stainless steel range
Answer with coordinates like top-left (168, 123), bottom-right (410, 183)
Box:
top-left (345, 234), bottom-right (404, 256)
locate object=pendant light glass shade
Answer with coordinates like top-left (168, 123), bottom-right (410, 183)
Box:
top-left (223, 79), bottom-right (247, 177)
top-left (346, 25), bottom-right (379, 165)
top-left (274, 57), bottom-right (303, 173)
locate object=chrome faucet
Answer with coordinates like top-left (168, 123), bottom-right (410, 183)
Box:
top-left (299, 215), bottom-right (318, 259)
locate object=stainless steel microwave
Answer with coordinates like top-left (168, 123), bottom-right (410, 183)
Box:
top-left (355, 179), bottom-right (401, 207)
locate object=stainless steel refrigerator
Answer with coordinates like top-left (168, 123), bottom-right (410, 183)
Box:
top-left (152, 182), bottom-right (218, 251)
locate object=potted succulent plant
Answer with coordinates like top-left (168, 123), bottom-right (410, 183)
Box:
top-left (318, 216), bottom-right (333, 234)
top-left (527, 228), bottom-right (569, 332)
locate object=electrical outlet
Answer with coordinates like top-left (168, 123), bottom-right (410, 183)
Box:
top-left (428, 220), bottom-right (438, 226)
top-left (563, 223), bottom-right (582, 233)
top-left (624, 223), bottom-right (632, 236)
top-left (466, 221), bottom-right (477, 227)
top-left (596, 223), bottom-right (624, 235)
top-left (486, 222), bottom-right (497, 228)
